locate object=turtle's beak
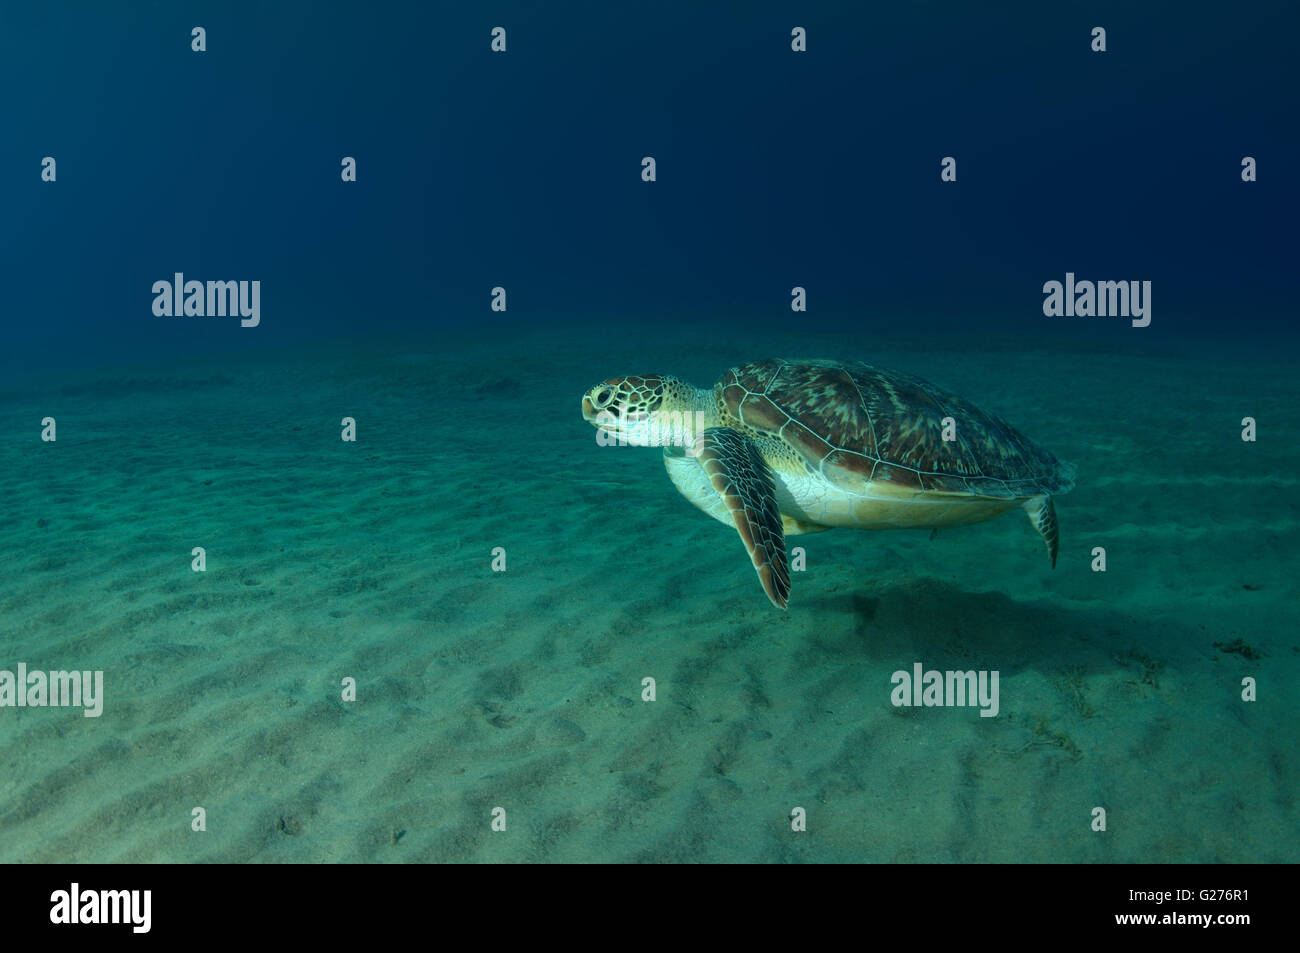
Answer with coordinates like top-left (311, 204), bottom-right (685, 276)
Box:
top-left (581, 395), bottom-right (599, 423)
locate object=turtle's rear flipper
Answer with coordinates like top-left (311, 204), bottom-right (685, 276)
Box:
top-left (1023, 495), bottom-right (1059, 568)
top-left (694, 427), bottom-right (790, 609)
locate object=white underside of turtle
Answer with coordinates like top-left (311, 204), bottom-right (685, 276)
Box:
top-left (582, 359), bottom-right (1075, 609)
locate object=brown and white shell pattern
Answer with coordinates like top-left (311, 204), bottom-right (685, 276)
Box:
top-left (713, 359), bottom-right (1075, 500)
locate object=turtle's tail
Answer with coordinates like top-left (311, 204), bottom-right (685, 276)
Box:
top-left (1023, 495), bottom-right (1059, 568)
top-left (1053, 459), bottom-right (1078, 494)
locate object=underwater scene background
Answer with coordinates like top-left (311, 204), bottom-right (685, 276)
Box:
top-left (1, 1), bottom-right (1295, 862)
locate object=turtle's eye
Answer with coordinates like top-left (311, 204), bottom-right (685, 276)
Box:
top-left (594, 387), bottom-right (614, 407)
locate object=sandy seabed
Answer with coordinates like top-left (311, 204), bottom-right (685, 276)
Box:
top-left (1, 322), bottom-right (1295, 862)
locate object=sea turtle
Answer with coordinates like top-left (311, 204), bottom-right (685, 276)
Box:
top-left (581, 358), bottom-right (1075, 609)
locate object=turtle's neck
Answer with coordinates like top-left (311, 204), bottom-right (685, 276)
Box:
top-left (691, 385), bottom-right (720, 428)
top-left (657, 385), bottom-right (721, 458)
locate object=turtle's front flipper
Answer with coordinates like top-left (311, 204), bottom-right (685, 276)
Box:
top-left (694, 427), bottom-right (790, 609)
top-left (1023, 495), bottom-right (1059, 568)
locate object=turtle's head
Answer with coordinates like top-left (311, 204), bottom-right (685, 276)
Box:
top-left (581, 375), bottom-right (700, 447)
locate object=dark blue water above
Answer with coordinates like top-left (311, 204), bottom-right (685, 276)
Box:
top-left (1, 0), bottom-right (1295, 377)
